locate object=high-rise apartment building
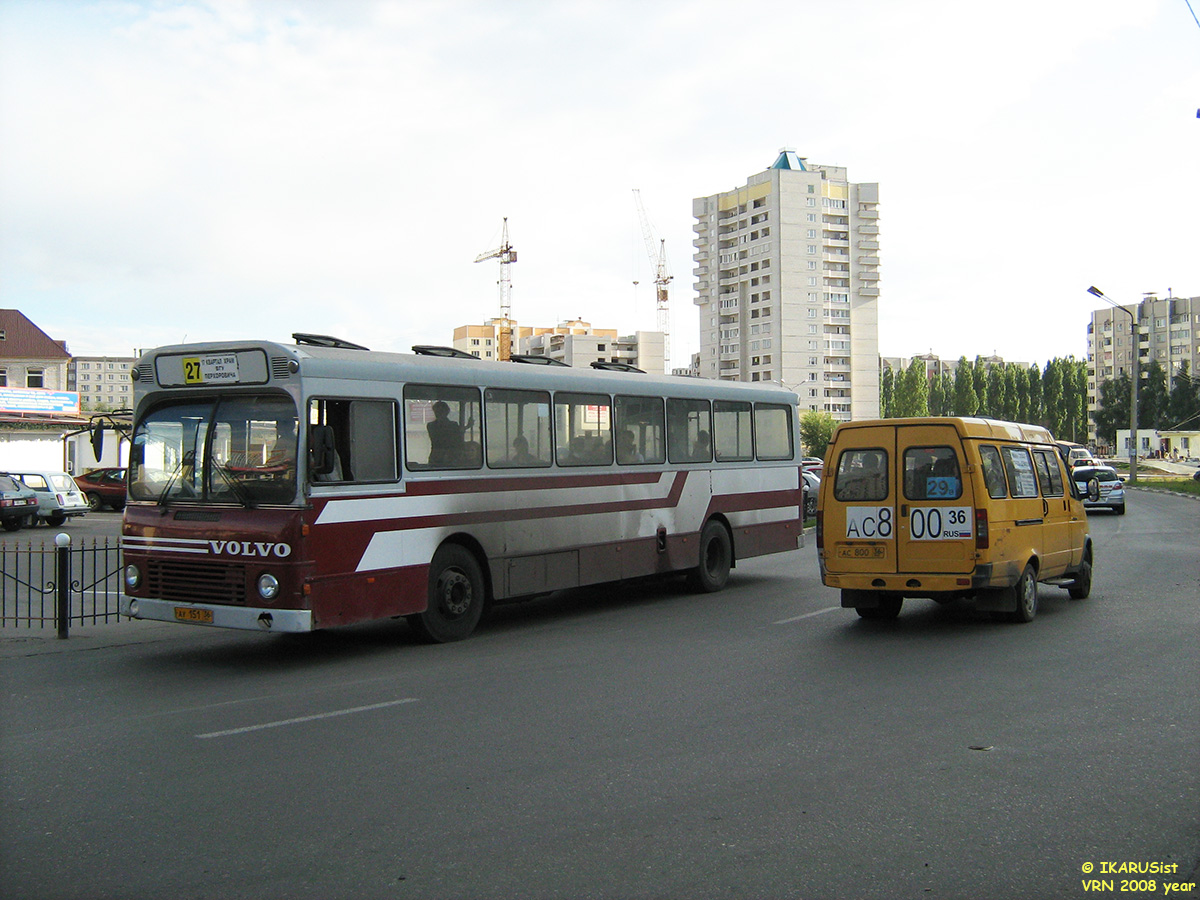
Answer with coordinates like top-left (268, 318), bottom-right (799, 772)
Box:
top-left (453, 318), bottom-right (666, 374)
top-left (1085, 292), bottom-right (1199, 443)
top-left (692, 150), bottom-right (880, 419)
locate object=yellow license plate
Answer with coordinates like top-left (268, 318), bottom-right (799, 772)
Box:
top-left (837, 546), bottom-right (886, 559)
top-left (174, 607), bottom-right (214, 624)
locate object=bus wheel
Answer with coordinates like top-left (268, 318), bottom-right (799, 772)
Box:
top-left (687, 520), bottom-right (732, 593)
top-left (409, 544), bottom-right (486, 643)
top-left (1067, 556), bottom-right (1092, 600)
top-left (1006, 564), bottom-right (1038, 623)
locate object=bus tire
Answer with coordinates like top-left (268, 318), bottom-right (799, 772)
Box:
top-left (686, 519), bottom-right (732, 593)
top-left (409, 544), bottom-right (486, 643)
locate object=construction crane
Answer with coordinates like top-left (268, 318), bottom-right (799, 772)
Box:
top-left (474, 217), bottom-right (518, 360)
top-left (633, 190), bottom-right (673, 369)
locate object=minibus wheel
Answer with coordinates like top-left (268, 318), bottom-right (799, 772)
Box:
top-left (409, 544), bottom-right (486, 643)
top-left (687, 520), bottom-right (732, 593)
top-left (1067, 555), bottom-right (1092, 600)
top-left (1007, 564), bottom-right (1038, 623)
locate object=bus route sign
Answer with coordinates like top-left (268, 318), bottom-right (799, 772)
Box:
top-left (183, 354), bottom-right (241, 385)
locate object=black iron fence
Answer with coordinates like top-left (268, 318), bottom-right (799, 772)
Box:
top-left (0, 536), bottom-right (126, 636)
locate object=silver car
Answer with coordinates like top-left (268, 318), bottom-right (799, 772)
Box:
top-left (1072, 465), bottom-right (1126, 515)
top-left (13, 471), bottom-right (90, 526)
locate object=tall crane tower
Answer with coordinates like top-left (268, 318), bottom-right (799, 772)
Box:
top-left (474, 217), bottom-right (518, 360)
top-left (633, 190), bottom-right (673, 370)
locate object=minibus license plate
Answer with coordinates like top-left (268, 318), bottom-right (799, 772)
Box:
top-left (174, 607), bottom-right (214, 624)
top-left (837, 546), bottom-right (885, 559)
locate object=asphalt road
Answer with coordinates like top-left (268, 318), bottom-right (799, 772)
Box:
top-left (1, 492), bottom-right (1197, 900)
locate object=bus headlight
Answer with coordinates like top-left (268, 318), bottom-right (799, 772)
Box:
top-left (124, 564), bottom-right (141, 589)
top-left (257, 573), bottom-right (280, 600)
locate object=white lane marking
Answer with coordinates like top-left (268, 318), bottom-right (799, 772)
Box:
top-left (196, 698), bottom-right (418, 739)
top-left (774, 606), bottom-right (841, 625)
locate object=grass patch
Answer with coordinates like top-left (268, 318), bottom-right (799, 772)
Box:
top-left (1132, 477), bottom-right (1200, 497)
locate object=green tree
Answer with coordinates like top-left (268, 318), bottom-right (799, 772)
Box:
top-left (929, 371), bottom-right (951, 416)
top-left (1093, 374), bottom-right (1131, 447)
top-left (800, 410), bottom-right (837, 460)
top-left (1015, 366), bottom-right (1031, 422)
top-left (986, 364), bottom-right (1006, 418)
top-left (1041, 359), bottom-right (1063, 434)
top-left (1168, 361), bottom-right (1199, 429)
top-left (880, 364), bottom-right (895, 418)
top-left (1026, 365), bottom-right (1043, 425)
top-left (952, 357), bottom-right (977, 416)
top-left (1140, 359), bottom-right (1169, 430)
top-left (972, 358), bottom-right (990, 415)
top-left (1002, 364), bottom-right (1020, 421)
top-left (894, 359), bottom-right (930, 417)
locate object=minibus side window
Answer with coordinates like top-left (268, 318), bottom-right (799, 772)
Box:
top-left (978, 445), bottom-right (1008, 499)
top-left (1032, 449), bottom-right (1064, 497)
top-left (754, 403), bottom-right (794, 461)
top-left (1000, 446), bottom-right (1039, 498)
top-left (833, 449), bottom-right (888, 501)
top-left (403, 385), bottom-right (483, 471)
top-left (903, 447), bottom-right (962, 500)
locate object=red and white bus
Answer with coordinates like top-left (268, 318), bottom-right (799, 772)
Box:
top-left (119, 336), bottom-right (804, 641)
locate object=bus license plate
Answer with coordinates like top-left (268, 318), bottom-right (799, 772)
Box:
top-left (837, 546), bottom-right (885, 559)
top-left (174, 607), bottom-right (214, 624)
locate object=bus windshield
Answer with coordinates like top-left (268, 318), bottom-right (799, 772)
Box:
top-left (129, 394), bottom-right (299, 507)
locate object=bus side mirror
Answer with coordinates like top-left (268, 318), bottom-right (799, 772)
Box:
top-left (90, 422), bottom-right (105, 459)
top-left (1087, 477), bottom-right (1101, 502)
top-left (308, 426), bottom-right (336, 476)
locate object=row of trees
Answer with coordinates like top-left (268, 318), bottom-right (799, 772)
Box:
top-left (799, 357), bottom-right (1199, 460)
top-left (881, 356), bottom-right (1091, 442)
top-left (1092, 359), bottom-right (1199, 445)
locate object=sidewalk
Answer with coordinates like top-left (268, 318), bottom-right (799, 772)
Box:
top-left (0, 617), bottom-right (186, 658)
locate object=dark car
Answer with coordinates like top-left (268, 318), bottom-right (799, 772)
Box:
top-left (73, 467), bottom-right (128, 511)
top-left (0, 473), bottom-right (40, 532)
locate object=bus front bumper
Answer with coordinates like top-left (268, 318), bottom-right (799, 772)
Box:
top-left (120, 596), bottom-right (314, 632)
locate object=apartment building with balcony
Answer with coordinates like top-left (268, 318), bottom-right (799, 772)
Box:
top-left (692, 150), bottom-right (880, 419)
top-left (1085, 291), bottom-right (1199, 443)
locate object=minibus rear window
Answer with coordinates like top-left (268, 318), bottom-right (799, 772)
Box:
top-left (903, 447), bottom-right (962, 500)
top-left (833, 449), bottom-right (888, 501)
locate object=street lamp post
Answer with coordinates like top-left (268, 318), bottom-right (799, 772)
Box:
top-left (1087, 286), bottom-right (1139, 484)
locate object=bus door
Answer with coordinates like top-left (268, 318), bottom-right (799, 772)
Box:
top-left (825, 427), bottom-right (897, 575)
top-left (895, 424), bottom-right (976, 575)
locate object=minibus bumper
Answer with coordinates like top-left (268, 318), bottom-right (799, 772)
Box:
top-left (120, 596), bottom-right (314, 632)
top-left (825, 563), bottom-right (997, 598)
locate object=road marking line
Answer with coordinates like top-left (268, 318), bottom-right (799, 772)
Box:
top-left (196, 698), bottom-right (418, 739)
top-left (774, 606), bottom-right (841, 625)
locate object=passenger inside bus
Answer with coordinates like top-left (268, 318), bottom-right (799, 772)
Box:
top-left (427, 400), bottom-right (465, 466)
top-left (616, 429), bottom-right (644, 464)
top-left (692, 430), bottom-right (712, 461)
top-left (507, 435), bottom-right (539, 466)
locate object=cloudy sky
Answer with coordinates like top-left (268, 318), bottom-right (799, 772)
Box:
top-left (2, 0), bottom-right (1198, 369)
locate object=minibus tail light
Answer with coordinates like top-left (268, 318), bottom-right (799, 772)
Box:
top-left (816, 510), bottom-right (824, 550)
top-left (975, 509), bottom-right (989, 550)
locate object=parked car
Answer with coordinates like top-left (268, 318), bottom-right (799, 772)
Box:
top-left (0, 473), bottom-right (40, 532)
top-left (1072, 465), bottom-right (1126, 515)
top-left (73, 467), bottom-right (128, 511)
top-left (12, 471), bottom-right (89, 526)
top-left (801, 470), bottom-right (820, 518)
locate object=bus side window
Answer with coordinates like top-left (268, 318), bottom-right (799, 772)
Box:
top-left (555, 392), bottom-right (612, 467)
top-left (978, 445), bottom-right (1008, 499)
top-left (754, 403), bottom-right (794, 461)
top-left (614, 396), bottom-right (664, 465)
top-left (485, 388), bottom-right (552, 468)
top-left (308, 398), bottom-right (399, 483)
top-left (713, 400), bottom-right (753, 462)
top-left (667, 398), bottom-right (711, 463)
top-left (403, 385), bottom-right (482, 471)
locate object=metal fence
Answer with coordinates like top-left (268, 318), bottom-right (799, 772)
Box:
top-left (0, 536), bottom-right (127, 637)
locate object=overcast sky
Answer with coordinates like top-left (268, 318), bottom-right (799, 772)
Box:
top-left (2, 0), bottom-right (1198, 370)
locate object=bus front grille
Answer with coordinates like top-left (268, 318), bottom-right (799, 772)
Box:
top-left (146, 560), bottom-right (247, 605)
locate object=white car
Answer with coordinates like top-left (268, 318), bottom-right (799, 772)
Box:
top-left (13, 471), bottom-right (90, 526)
top-left (1072, 465), bottom-right (1125, 515)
